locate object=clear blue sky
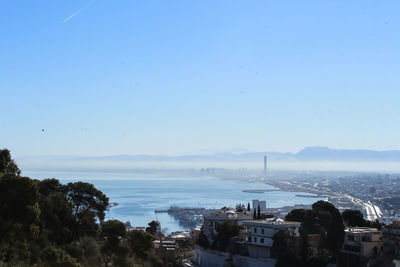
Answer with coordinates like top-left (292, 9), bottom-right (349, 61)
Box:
top-left (1, 0), bottom-right (400, 156)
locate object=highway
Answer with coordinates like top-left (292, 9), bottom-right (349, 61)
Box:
top-left (344, 194), bottom-right (381, 221)
top-left (268, 180), bottom-right (383, 222)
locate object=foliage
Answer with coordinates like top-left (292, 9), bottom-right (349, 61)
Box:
top-left (286, 201), bottom-right (344, 253)
top-left (341, 210), bottom-right (385, 229)
top-left (66, 182), bottom-right (109, 240)
top-left (0, 174), bottom-right (41, 243)
top-left (285, 208), bottom-right (307, 222)
top-left (235, 203), bottom-right (245, 212)
top-left (78, 236), bottom-right (101, 266)
top-left (146, 220), bottom-right (160, 235)
top-left (272, 230), bottom-right (301, 267)
top-left (195, 229), bottom-right (210, 249)
top-left (0, 149), bottom-right (21, 176)
top-left (100, 219), bottom-right (128, 265)
top-left (102, 220), bottom-right (126, 240)
top-left (0, 149), bottom-right (163, 267)
top-left (127, 230), bottom-right (154, 260)
top-left (312, 201), bottom-right (344, 252)
top-left (281, 201), bottom-right (347, 266)
top-left (38, 179), bottom-right (73, 244)
top-left (369, 219), bottom-right (385, 230)
top-left (213, 221), bottom-right (240, 251)
top-left (342, 209), bottom-right (368, 227)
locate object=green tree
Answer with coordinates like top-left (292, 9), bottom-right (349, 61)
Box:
top-left (282, 201), bottom-right (346, 265)
top-left (78, 236), bottom-right (102, 266)
top-left (101, 220), bottom-right (127, 267)
top-left (257, 204), bottom-right (261, 219)
top-left (285, 209), bottom-right (307, 222)
top-left (0, 175), bottom-right (41, 265)
top-left (301, 209), bottom-right (321, 234)
top-left (247, 202), bottom-right (250, 212)
top-left (127, 230), bottom-right (154, 261)
top-left (299, 230), bottom-right (310, 265)
top-left (66, 182), bottom-right (109, 240)
top-left (0, 149), bottom-right (21, 176)
top-left (113, 241), bottom-right (133, 267)
top-left (271, 230), bottom-right (300, 267)
top-left (370, 219), bottom-right (385, 230)
top-left (38, 178), bottom-right (73, 244)
top-left (0, 174), bottom-right (41, 242)
top-left (42, 245), bottom-right (77, 265)
top-left (342, 209), bottom-right (367, 227)
top-left (38, 178), bottom-right (67, 198)
top-left (312, 201), bottom-right (344, 253)
top-left (235, 204), bottom-right (244, 212)
top-left (146, 220), bottom-right (159, 235)
top-left (196, 229), bottom-right (210, 249)
top-left (102, 220), bottom-right (126, 241)
top-left (213, 221), bottom-right (240, 251)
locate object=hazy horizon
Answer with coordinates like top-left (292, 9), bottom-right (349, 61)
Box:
top-left (15, 146), bottom-right (400, 173)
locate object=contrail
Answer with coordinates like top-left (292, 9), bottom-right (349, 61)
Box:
top-left (63, 0), bottom-right (97, 23)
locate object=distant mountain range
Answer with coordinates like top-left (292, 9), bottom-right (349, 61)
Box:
top-left (18, 147), bottom-right (400, 163)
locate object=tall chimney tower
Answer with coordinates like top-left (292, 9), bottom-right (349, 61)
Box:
top-left (264, 155), bottom-right (267, 177)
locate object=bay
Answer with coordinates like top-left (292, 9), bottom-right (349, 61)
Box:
top-left (25, 171), bottom-right (323, 233)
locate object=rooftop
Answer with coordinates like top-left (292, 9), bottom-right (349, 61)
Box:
top-left (204, 209), bottom-right (252, 220)
top-left (242, 218), bottom-right (301, 227)
top-left (345, 227), bottom-right (381, 234)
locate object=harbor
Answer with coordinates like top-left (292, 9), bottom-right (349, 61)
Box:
top-left (155, 205), bottom-right (214, 229)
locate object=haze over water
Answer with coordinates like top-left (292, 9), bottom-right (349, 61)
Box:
top-left (26, 171), bottom-right (324, 233)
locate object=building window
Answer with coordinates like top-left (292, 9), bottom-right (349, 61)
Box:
top-left (254, 237), bottom-right (257, 242)
top-left (348, 235), bottom-right (354, 241)
top-left (254, 228), bottom-right (257, 233)
top-left (362, 236), bottom-right (370, 242)
top-left (261, 229), bottom-right (264, 234)
top-left (261, 238), bottom-right (264, 244)
top-left (248, 236), bottom-right (251, 242)
top-left (344, 245), bottom-right (360, 253)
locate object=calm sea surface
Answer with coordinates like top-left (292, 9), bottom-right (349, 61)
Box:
top-left (25, 171), bottom-right (323, 233)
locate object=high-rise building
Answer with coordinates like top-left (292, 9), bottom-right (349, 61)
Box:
top-left (252, 199), bottom-right (267, 213)
top-left (264, 155), bottom-right (267, 177)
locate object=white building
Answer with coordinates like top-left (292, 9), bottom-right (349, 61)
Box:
top-left (196, 215), bottom-right (300, 267)
top-left (242, 218), bottom-right (301, 259)
top-left (202, 209), bottom-right (252, 242)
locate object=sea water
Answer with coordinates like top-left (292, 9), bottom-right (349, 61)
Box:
top-left (25, 171), bottom-right (323, 233)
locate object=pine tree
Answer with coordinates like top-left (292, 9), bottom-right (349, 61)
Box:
top-left (253, 208), bottom-right (256, 219)
top-left (257, 204), bottom-right (261, 219)
top-left (247, 203), bottom-right (250, 212)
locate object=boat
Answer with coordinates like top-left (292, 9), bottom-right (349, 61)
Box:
top-left (108, 202), bottom-right (119, 208)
